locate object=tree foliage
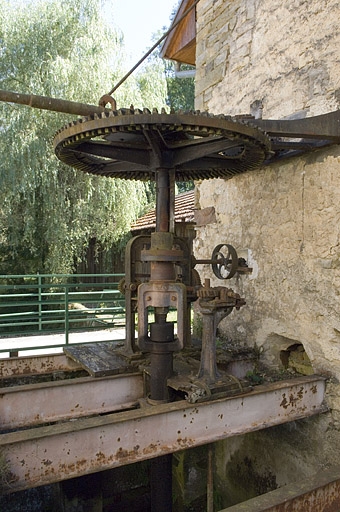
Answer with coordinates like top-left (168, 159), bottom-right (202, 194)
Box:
top-left (0, 0), bottom-right (167, 274)
top-left (165, 62), bottom-right (195, 112)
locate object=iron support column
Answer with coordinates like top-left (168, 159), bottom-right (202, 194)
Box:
top-left (150, 168), bottom-right (175, 512)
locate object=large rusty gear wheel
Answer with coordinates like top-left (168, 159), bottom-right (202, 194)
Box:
top-left (54, 108), bottom-right (271, 181)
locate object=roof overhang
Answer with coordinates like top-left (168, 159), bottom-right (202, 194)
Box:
top-left (160, 0), bottom-right (196, 66)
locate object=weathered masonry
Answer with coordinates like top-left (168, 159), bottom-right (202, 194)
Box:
top-left (166, 0), bottom-right (340, 508)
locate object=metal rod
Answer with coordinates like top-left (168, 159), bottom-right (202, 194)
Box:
top-left (207, 444), bottom-right (214, 512)
top-left (107, 0), bottom-right (200, 96)
top-left (0, 89), bottom-right (107, 117)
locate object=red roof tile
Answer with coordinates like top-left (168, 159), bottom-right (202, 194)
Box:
top-left (131, 190), bottom-right (195, 231)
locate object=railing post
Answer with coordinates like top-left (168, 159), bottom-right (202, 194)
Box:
top-left (65, 285), bottom-right (69, 345)
top-left (38, 273), bottom-right (42, 331)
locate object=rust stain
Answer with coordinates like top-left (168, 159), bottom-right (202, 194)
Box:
top-left (297, 387), bottom-right (304, 399)
top-left (95, 451), bottom-right (106, 463)
top-left (280, 393), bottom-right (289, 409)
top-left (280, 388), bottom-right (307, 410)
top-left (59, 458), bottom-right (88, 475)
top-left (176, 437), bottom-right (194, 448)
top-left (142, 443), bottom-right (159, 456)
top-left (289, 393), bottom-right (299, 407)
top-left (115, 444), bottom-right (141, 461)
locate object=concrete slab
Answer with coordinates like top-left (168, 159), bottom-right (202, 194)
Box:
top-left (0, 328), bottom-right (126, 357)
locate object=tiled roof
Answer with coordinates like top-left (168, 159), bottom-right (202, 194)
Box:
top-left (131, 190), bottom-right (195, 232)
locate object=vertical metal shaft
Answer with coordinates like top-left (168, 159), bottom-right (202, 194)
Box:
top-left (156, 168), bottom-right (171, 233)
top-left (150, 168), bottom-right (175, 512)
top-left (151, 454), bottom-right (173, 512)
top-left (207, 444), bottom-right (214, 512)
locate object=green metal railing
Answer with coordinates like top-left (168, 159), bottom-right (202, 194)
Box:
top-left (0, 274), bottom-right (126, 355)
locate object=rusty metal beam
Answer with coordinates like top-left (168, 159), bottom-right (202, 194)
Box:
top-left (0, 375), bottom-right (327, 493)
top-left (0, 373), bottom-right (143, 430)
top-left (0, 89), bottom-right (107, 117)
top-left (253, 109), bottom-right (340, 140)
top-left (0, 354), bottom-right (82, 378)
top-left (220, 464), bottom-right (340, 512)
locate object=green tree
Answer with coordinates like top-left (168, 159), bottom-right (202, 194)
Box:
top-left (165, 61), bottom-right (195, 112)
top-left (0, 0), bottom-right (167, 274)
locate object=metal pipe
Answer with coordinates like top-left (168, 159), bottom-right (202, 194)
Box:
top-left (207, 444), bottom-right (214, 512)
top-left (107, 0), bottom-right (200, 96)
top-left (150, 168), bottom-right (176, 511)
top-left (151, 454), bottom-right (173, 512)
top-left (0, 89), bottom-right (107, 117)
top-left (174, 69), bottom-right (196, 79)
top-left (156, 169), bottom-right (171, 233)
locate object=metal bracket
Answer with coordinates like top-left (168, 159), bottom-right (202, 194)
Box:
top-left (137, 281), bottom-right (187, 351)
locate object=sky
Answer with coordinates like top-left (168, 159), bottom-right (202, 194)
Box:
top-left (107, 0), bottom-right (179, 65)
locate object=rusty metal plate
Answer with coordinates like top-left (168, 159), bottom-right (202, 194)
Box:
top-left (221, 464), bottom-right (340, 512)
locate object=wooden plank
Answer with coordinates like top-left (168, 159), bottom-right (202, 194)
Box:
top-left (64, 342), bottom-right (136, 377)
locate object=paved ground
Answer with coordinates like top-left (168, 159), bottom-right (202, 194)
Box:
top-left (0, 327), bottom-right (126, 358)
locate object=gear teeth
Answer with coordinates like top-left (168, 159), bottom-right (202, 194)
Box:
top-left (54, 109), bottom-right (271, 181)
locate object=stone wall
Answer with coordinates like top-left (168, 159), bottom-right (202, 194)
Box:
top-left (195, 0), bottom-right (340, 377)
top-left (194, 0), bottom-right (340, 506)
top-left (196, 0), bottom-right (340, 116)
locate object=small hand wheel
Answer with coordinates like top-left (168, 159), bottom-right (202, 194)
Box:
top-left (211, 244), bottom-right (238, 279)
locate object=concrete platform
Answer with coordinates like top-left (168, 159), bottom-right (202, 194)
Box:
top-left (0, 328), bottom-right (126, 357)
